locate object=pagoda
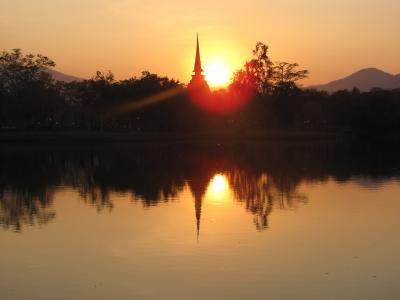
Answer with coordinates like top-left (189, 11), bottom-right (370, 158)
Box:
top-left (188, 34), bottom-right (210, 91)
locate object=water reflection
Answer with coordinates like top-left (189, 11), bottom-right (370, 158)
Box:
top-left (1, 141), bottom-right (400, 232)
top-left (0, 188), bottom-right (56, 231)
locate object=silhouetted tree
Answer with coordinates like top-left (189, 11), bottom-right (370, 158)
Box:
top-left (0, 49), bottom-right (63, 129)
top-left (0, 49), bottom-right (55, 91)
top-left (231, 42), bottom-right (273, 95)
top-left (271, 62), bottom-right (309, 96)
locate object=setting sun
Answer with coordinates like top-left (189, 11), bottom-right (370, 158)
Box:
top-left (204, 61), bottom-right (231, 88)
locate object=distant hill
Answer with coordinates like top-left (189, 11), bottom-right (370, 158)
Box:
top-left (313, 68), bottom-right (400, 92)
top-left (45, 68), bottom-right (84, 82)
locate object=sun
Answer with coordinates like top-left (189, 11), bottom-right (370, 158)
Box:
top-left (204, 61), bottom-right (231, 88)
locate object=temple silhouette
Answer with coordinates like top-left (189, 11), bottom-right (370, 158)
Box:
top-left (188, 34), bottom-right (210, 91)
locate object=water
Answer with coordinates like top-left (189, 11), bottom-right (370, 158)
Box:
top-left (1, 141), bottom-right (400, 300)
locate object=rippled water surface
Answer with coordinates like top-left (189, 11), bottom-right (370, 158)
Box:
top-left (1, 142), bottom-right (400, 300)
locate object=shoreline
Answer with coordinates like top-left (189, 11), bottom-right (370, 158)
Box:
top-left (1, 130), bottom-right (399, 145)
top-left (0, 130), bottom-right (351, 143)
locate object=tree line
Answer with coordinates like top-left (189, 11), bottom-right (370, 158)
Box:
top-left (2, 141), bottom-right (399, 231)
top-left (1, 45), bottom-right (400, 134)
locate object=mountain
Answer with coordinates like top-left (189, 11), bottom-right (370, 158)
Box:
top-left (314, 68), bottom-right (400, 93)
top-left (45, 68), bottom-right (84, 82)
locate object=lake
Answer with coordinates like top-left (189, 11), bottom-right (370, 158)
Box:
top-left (1, 141), bottom-right (400, 300)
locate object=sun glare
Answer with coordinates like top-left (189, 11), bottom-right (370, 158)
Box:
top-left (204, 61), bottom-right (231, 88)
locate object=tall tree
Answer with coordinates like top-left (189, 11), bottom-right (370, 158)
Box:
top-left (0, 49), bottom-right (55, 94)
top-left (231, 42), bottom-right (273, 95)
top-left (0, 49), bottom-right (61, 129)
top-left (271, 62), bottom-right (309, 96)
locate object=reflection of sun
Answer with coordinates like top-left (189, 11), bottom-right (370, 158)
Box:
top-left (204, 61), bottom-right (231, 88)
top-left (210, 174), bottom-right (227, 194)
top-left (205, 174), bottom-right (232, 204)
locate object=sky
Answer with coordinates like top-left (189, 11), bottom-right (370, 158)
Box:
top-left (1, 0), bottom-right (399, 85)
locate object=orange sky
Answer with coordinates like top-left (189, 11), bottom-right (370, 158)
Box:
top-left (1, 0), bottom-right (399, 85)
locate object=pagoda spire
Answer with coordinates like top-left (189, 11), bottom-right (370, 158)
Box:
top-left (188, 33), bottom-right (209, 91)
top-left (193, 33), bottom-right (203, 74)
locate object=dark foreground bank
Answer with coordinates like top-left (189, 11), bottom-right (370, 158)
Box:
top-left (0, 130), bottom-right (364, 143)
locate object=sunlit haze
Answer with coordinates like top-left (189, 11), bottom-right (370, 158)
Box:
top-left (1, 0), bottom-right (400, 85)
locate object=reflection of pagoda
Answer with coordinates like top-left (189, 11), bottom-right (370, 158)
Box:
top-left (188, 175), bottom-right (208, 240)
top-left (194, 191), bottom-right (203, 240)
top-left (186, 154), bottom-right (228, 240)
top-left (187, 167), bottom-right (214, 240)
top-left (188, 34), bottom-right (210, 91)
